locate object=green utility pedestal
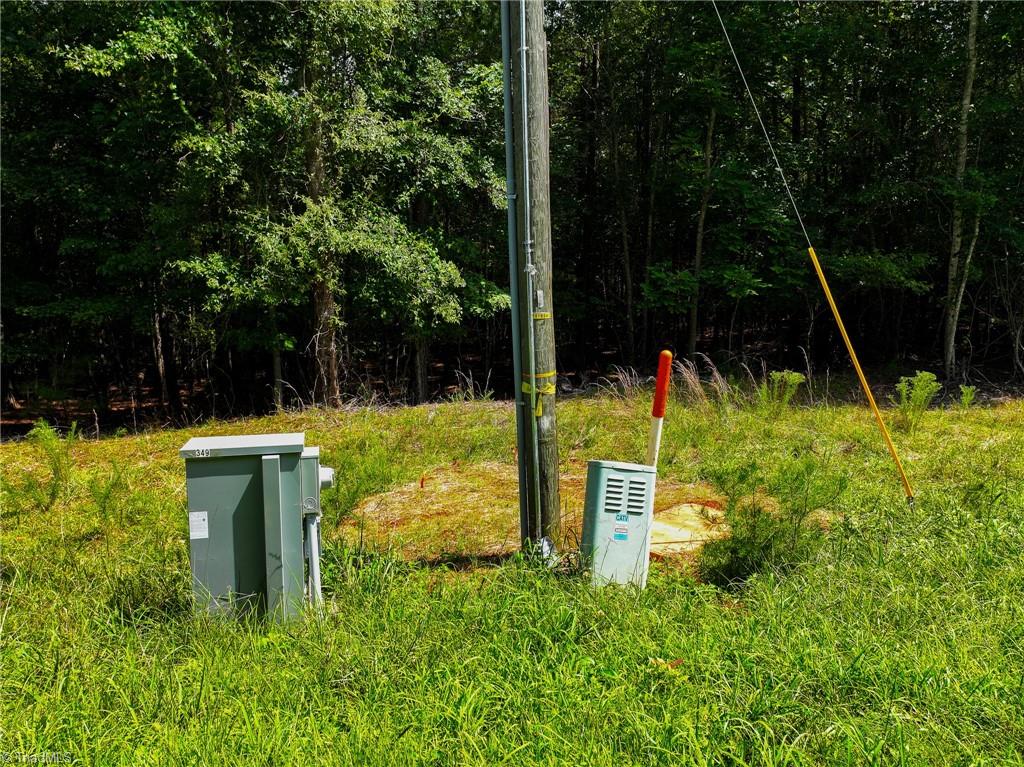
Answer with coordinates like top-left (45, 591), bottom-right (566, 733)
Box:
top-left (580, 460), bottom-right (656, 587)
top-left (179, 433), bottom-right (334, 620)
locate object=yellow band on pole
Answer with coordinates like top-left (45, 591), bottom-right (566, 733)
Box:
top-left (521, 381), bottom-right (556, 416)
top-left (807, 247), bottom-right (915, 502)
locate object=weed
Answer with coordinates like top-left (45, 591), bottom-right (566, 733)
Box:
top-left (755, 370), bottom-right (806, 416)
top-left (700, 354), bottom-right (734, 407)
top-left (607, 365), bottom-right (643, 397)
top-left (107, 565), bottom-right (191, 624)
top-left (672, 358), bottom-right (709, 409)
top-left (892, 370), bottom-right (942, 433)
top-left (448, 369), bottom-right (494, 403)
top-left (959, 384), bottom-right (977, 410)
top-left (697, 452), bottom-right (842, 587)
top-left (86, 462), bottom-right (126, 528)
top-left (698, 497), bottom-right (825, 587)
top-left (17, 419), bottom-right (79, 511)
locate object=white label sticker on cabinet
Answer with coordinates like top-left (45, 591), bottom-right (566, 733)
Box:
top-left (189, 511), bottom-right (209, 540)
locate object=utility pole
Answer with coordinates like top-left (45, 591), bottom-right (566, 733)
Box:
top-left (503, 0), bottom-right (560, 549)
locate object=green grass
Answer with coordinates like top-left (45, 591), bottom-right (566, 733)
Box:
top-left (1, 392), bottom-right (1023, 766)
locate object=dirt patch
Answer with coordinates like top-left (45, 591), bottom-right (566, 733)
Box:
top-left (336, 460), bottom-right (726, 565)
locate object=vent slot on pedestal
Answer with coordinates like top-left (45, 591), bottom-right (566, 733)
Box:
top-left (603, 475), bottom-right (625, 514)
top-left (626, 479), bottom-right (647, 515)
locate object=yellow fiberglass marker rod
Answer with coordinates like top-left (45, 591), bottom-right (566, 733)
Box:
top-left (807, 246), bottom-right (915, 503)
top-left (710, 0), bottom-right (915, 506)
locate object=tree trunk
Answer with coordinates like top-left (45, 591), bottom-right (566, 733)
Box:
top-left (640, 115), bottom-right (666, 357)
top-left (636, 55), bottom-right (654, 357)
top-left (1014, 323), bottom-right (1024, 379)
top-left (728, 299), bottom-right (740, 358)
top-left (943, 0), bottom-right (979, 380)
top-left (415, 338), bottom-right (430, 403)
top-left (409, 194), bottom-right (435, 402)
top-left (312, 279), bottom-right (340, 407)
top-left (687, 106), bottom-right (716, 359)
top-left (574, 44), bottom-right (601, 362)
top-left (791, 66), bottom-right (803, 143)
top-left (272, 345), bottom-right (283, 412)
top-left (949, 212), bottom-right (981, 376)
top-left (153, 309), bottom-right (181, 418)
top-left (153, 310), bottom-right (168, 414)
top-left (611, 124), bottom-right (635, 364)
top-left (993, 245), bottom-right (1024, 379)
top-left (303, 50), bottom-right (341, 407)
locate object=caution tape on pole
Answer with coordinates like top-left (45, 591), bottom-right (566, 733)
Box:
top-left (522, 370), bottom-right (556, 417)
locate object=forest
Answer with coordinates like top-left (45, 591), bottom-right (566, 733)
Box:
top-left (3, 1), bottom-right (1022, 424)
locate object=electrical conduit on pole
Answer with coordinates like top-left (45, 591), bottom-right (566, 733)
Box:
top-left (501, 0), bottom-right (531, 545)
top-left (516, 0), bottom-right (543, 542)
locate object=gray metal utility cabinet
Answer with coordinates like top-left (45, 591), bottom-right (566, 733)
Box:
top-left (179, 432), bottom-right (334, 620)
top-left (580, 459), bottom-right (656, 587)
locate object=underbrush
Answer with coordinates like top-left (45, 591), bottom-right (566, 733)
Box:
top-left (698, 451), bottom-right (848, 587)
top-left (1, 394), bottom-right (1022, 765)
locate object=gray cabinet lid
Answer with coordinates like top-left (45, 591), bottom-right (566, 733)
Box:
top-left (586, 459), bottom-right (656, 474)
top-left (180, 432), bottom-right (305, 459)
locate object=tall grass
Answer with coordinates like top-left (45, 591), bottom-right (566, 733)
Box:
top-left (1, 395), bottom-right (1022, 765)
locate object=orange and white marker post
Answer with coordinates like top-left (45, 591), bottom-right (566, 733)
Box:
top-left (646, 350), bottom-right (673, 468)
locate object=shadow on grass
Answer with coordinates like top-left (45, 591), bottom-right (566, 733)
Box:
top-left (107, 568), bottom-right (193, 625)
top-left (414, 551), bottom-right (518, 571)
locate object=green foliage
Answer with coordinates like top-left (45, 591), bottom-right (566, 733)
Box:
top-left (85, 462), bottom-right (126, 529)
top-left (107, 564), bottom-right (191, 625)
top-left (3, 0), bottom-right (1024, 409)
top-left (27, 419), bottom-right (78, 511)
top-left (698, 498), bottom-right (825, 587)
top-left (1, 420), bottom-right (78, 519)
top-left (959, 384), bottom-right (977, 409)
top-left (461, 273), bottom-right (512, 319)
top-left (892, 370), bottom-right (942, 433)
top-left (755, 370), bottom-right (806, 416)
top-left (697, 448), bottom-right (845, 587)
top-left (640, 264), bottom-right (697, 314)
top-left (448, 370), bottom-right (495, 403)
top-left (827, 248), bottom-right (932, 295)
top-left (2, 0), bottom-right (508, 406)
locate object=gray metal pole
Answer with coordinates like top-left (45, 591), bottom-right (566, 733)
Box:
top-left (501, 0), bottom-right (532, 546)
